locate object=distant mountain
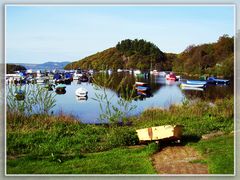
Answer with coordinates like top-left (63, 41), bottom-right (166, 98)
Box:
top-left (15, 61), bottom-right (71, 70)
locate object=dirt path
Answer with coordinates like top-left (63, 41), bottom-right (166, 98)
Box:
top-left (152, 146), bottom-right (208, 174)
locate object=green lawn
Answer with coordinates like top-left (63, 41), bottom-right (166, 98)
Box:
top-left (7, 97), bottom-right (234, 174)
top-left (190, 134), bottom-right (234, 174)
top-left (7, 144), bottom-right (157, 174)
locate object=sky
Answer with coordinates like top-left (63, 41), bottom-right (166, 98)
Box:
top-left (6, 5), bottom-right (234, 64)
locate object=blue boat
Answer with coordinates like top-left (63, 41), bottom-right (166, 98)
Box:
top-left (136, 86), bottom-right (150, 91)
top-left (207, 77), bottom-right (230, 85)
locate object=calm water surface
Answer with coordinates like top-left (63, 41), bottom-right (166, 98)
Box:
top-left (6, 73), bottom-right (233, 123)
top-left (51, 73), bottom-right (233, 123)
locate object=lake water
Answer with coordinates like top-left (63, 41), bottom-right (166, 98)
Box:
top-left (52, 73), bottom-right (233, 123)
top-left (7, 72), bottom-right (233, 124)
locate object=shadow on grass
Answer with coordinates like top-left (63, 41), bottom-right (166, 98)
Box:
top-left (138, 135), bottom-right (201, 151)
top-left (181, 135), bottom-right (201, 145)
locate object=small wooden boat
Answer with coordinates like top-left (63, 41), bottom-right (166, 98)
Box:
top-left (136, 125), bottom-right (183, 142)
top-left (75, 87), bottom-right (88, 97)
top-left (180, 82), bottom-right (205, 88)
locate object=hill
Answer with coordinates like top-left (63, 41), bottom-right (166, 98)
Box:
top-left (173, 35), bottom-right (234, 77)
top-left (65, 36), bottom-right (233, 78)
top-left (65, 39), bottom-right (170, 71)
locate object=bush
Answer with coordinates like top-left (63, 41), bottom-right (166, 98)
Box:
top-left (107, 127), bottom-right (139, 147)
top-left (7, 84), bottom-right (56, 115)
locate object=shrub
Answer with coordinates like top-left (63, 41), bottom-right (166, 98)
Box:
top-left (7, 84), bottom-right (56, 115)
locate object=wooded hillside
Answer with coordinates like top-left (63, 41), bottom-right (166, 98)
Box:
top-left (65, 35), bottom-right (234, 77)
top-left (173, 35), bottom-right (234, 77)
top-left (7, 64), bottom-right (26, 74)
top-left (65, 39), bottom-right (168, 71)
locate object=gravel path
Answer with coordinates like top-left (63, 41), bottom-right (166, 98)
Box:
top-left (152, 146), bottom-right (208, 174)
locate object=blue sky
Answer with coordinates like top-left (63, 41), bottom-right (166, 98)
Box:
top-left (6, 5), bottom-right (234, 64)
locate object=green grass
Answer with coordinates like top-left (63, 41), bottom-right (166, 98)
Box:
top-left (132, 97), bottom-right (234, 138)
top-left (7, 144), bottom-right (158, 174)
top-left (7, 113), bottom-right (139, 157)
top-left (6, 97), bottom-right (234, 174)
top-left (190, 134), bottom-right (234, 174)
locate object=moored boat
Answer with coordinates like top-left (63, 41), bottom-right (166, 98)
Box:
top-left (55, 84), bottom-right (66, 94)
top-left (135, 82), bottom-right (151, 95)
top-left (76, 96), bottom-right (88, 102)
top-left (133, 69), bottom-right (141, 75)
top-left (186, 80), bottom-right (207, 85)
top-left (136, 86), bottom-right (149, 91)
top-left (78, 73), bottom-right (89, 82)
top-left (166, 72), bottom-right (177, 81)
top-left (36, 77), bottom-right (45, 84)
top-left (180, 86), bottom-right (204, 91)
top-left (117, 69), bottom-right (123, 73)
top-left (207, 77), bottom-right (230, 85)
top-left (73, 68), bottom-right (83, 80)
top-left (159, 71), bottom-right (167, 77)
top-left (150, 70), bottom-right (159, 76)
top-left (75, 87), bottom-right (88, 97)
top-left (180, 82), bottom-right (206, 88)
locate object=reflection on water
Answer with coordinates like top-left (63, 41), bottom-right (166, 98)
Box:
top-left (6, 72), bottom-right (233, 123)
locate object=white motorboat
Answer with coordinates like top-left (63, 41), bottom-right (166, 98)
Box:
top-left (180, 86), bottom-right (204, 91)
top-left (73, 73), bottom-right (82, 80)
top-left (150, 70), bottom-right (159, 76)
top-left (180, 82), bottom-right (206, 88)
top-left (36, 77), bottom-right (45, 84)
top-left (133, 69), bottom-right (141, 75)
top-left (75, 87), bottom-right (88, 97)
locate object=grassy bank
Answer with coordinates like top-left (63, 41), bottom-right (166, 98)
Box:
top-left (132, 97), bottom-right (234, 138)
top-left (7, 97), bottom-right (234, 174)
